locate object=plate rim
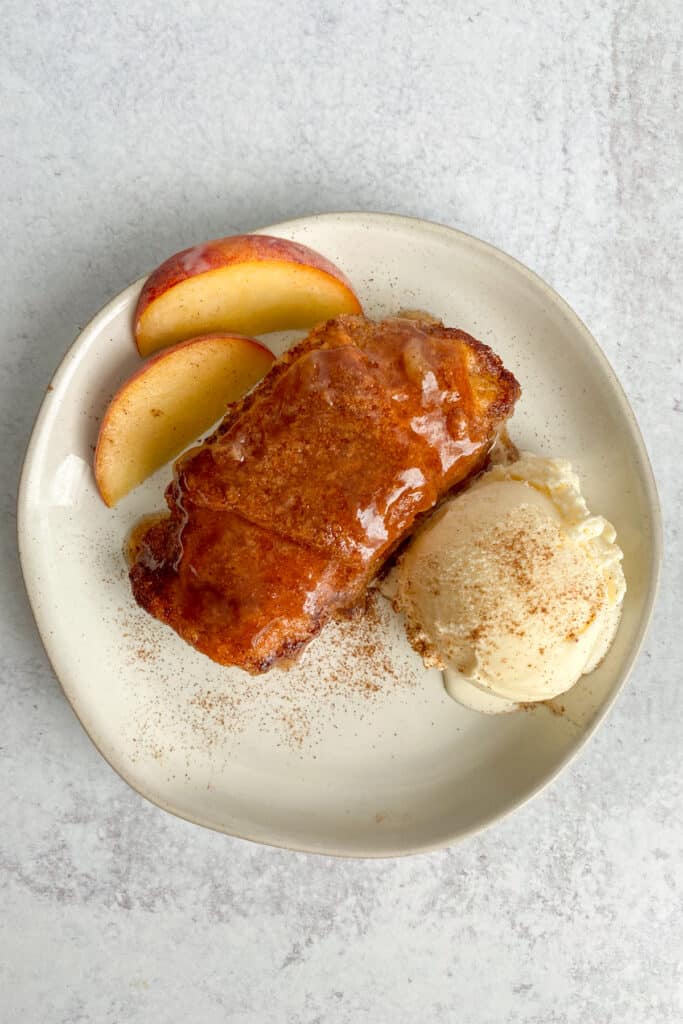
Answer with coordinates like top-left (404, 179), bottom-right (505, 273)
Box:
top-left (17, 211), bottom-right (663, 857)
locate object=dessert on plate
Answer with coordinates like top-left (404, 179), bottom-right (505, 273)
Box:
top-left (388, 451), bottom-right (626, 712)
top-left (93, 231), bottom-right (626, 714)
top-left (129, 314), bottom-right (520, 672)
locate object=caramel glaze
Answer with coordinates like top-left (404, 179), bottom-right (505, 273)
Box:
top-left (130, 315), bottom-right (520, 672)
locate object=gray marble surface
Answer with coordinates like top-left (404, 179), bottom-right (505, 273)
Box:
top-left (1, 1), bottom-right (681, 1021)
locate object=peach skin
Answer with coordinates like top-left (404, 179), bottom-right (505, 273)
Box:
top-left (134, 234), bottom-right (363, 356)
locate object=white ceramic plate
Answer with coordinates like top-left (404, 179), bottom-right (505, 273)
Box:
top-left (18, 213), bottom-right (661, 857)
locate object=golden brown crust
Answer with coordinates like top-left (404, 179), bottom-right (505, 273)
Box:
top-left (130, 315), bottom-right (520, 672)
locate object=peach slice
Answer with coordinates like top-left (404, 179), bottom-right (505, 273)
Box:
top-left (94, 333), bottom-right (274, 506)
top-left (134, 234), bottom-right (362, 356)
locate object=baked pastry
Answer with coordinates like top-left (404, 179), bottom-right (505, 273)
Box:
top-left (130, 315), bottom-right (520, 671)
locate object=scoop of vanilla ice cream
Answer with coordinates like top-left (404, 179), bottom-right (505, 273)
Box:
top-left (393, 452), bottom-right (626, 712)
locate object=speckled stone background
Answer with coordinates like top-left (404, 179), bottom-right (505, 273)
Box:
top-left (1, 1), bottom-right (681, 1021)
